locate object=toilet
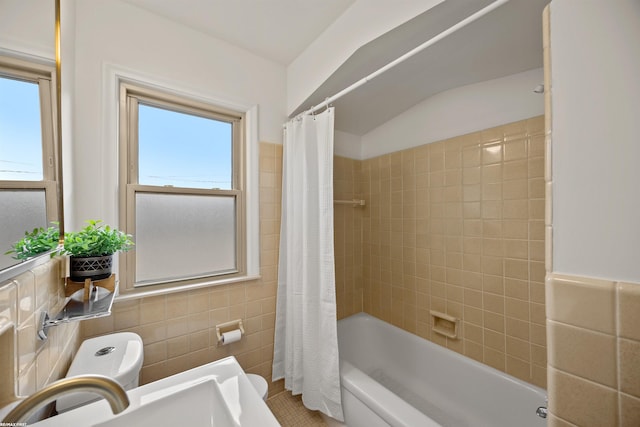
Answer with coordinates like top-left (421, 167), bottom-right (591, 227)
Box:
top-left (56, 332), bottom-right (144, 413)
top-left (246, 373), bottom-right (268, 401)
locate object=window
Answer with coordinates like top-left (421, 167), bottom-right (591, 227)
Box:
top-left (0, 56), bottom-right (58, 270)
top-left (119, 82), bottom-right (248, 292)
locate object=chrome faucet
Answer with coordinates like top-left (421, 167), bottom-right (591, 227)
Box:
top-left (536, 397), bottom-right (548, 419)
top-left (2, 375), bottom-right (130, 424)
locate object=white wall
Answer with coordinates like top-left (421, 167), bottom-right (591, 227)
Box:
top-left (61, 0), bottom-right (77, 228)
top-left (359, 68), bottom-right (544, 159)
top-left (287, 0), bottom-right (443, 115)
top-left (69, 0), bottom-right (287, 229)
top-left (334, 130), bottom-right (362, 159)
top-left (0, 0), bottom-right (54, 59)
top-left (550, 0), bottom-right (640, 282)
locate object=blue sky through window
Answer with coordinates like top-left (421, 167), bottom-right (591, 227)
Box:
top-left (0, 76), bottom-right (43, 181)
top-left (138, 103), bottom-right (232, 190)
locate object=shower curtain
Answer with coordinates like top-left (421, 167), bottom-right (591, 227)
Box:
top-left (272, 107), bottom-right (344, 421)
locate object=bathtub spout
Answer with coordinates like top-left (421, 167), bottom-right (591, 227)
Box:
top-left (536, 406), bottom-right (548, 419)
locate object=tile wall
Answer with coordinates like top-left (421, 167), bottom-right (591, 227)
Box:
top-left (546, 275), bottom-right (640, 426)
top-left (81, 142), bottom-right (284, 396)
top-left (333, 156), bottom-right (364, 319)
top-left (0, 257), bottom-right (80, 420)
top-left (332, 116), bottom-right (547, 388)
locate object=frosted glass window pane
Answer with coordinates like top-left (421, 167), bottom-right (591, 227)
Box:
top-left (138, 104), bottom-right (232, 190)
top-left (0, 76), bottom-right (43, 181)
top-left (0, 190), bottom-right (47, 269)
top-left (135, 192), bottom-right (236, 285)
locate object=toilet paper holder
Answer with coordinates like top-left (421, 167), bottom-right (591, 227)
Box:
top-left (216, 319), bottom-right (245, 344)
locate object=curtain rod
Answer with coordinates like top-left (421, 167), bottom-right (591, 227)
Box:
top-left (299, 0), bottom-right (511, 118)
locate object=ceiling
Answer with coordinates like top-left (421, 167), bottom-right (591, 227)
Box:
top-left (121, 0), bottom-right (549, 136)
top-left (121, 0), bottom-right (355, 65)
top-left (293, 0), bottom-right (550, 135)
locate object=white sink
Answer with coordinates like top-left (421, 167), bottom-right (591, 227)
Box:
top-left (95, 379), bottom-right (232, 427)
top-left (31, 356), bottom-right (280, 427)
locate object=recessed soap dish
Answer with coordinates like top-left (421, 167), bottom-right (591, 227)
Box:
top-left (430, 310), bottom-right (460, 339)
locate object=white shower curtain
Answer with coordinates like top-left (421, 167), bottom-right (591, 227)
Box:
top-left (272, 107), bottom-right (344, 421)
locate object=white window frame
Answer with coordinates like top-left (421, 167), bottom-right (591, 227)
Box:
top-left (118, 79), bottom-right (260, 297)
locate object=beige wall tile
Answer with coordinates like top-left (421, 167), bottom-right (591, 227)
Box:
top-left (503, 220), bottom-right (528, 239)
top-left (548, 367), bottom-right (618, 427)
top-left (530, 302), bottom-right (545, 325)
top-left (16, 273), bottom-right (35, 326)
top-left (0, 258), bottom-right (78, 422)
top-left (506, 355), bottom-right (530, 382)
top-left (17, 360), bottom-right (36, 397)
top-left (546, 274), bottom-right (616, 334)
top-left (113, 304), bottom-right (140, 330)
top-left (464, 339), bottom-right (483, 362)
top-left (504, 139), bottom-right (527, 161)
top-left (619, 338), bottom-right (640, 398)
top-left (166, 335), bottom-right (189, 359)
top-left (0, 281), bottom-right (17, 406)
top-left (140, 297), bottom-right (166, 325)
top-left (484, 329), bottom-right (505, 352)
top-left (547, 414), bottom-right (579, 427)
top-left (506, 336), bottom-right (530, 362)
top-left (483, 292), bottom-right (504, 314)
top-left (144, 341), bottom-right (167, 365)
top-left (17, 317), bottom-right (37, 374)
top-left (504, 278), bottom-right (528, 300)
top-left (618, 282), bottom-right (640, 341)
top-left (543, 272), bottom-right (639, 426)
top-left (484, 312), bottom-right (505, 333)
top-left (620, 392), bottom-right (640, 427)
top-left (160, 294), bottom-right (186, 319)
top-left (503, 160), bottom-right (528, 181)
top-left (484, 347), bottom-right (505, 371)
top-left (548, 320), bottom-right (617, 388)
top-left (531, 343), bottom-right (546, 366)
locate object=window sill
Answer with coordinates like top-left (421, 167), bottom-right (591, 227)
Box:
top-left (114, 274), bottom-right (262, 302)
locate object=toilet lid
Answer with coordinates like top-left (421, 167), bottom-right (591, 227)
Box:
top-left (57, 332), bottom-right (144, 412)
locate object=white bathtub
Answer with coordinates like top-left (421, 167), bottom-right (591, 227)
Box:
top-left (333, 313), bottom-right (547, 427)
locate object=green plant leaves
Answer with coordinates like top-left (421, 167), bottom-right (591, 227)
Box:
top-left (62, 220), bottom-right (134, 257)
top-left (5, 224), bottom-right (60, 260)
top-left (6, 220), bottom-right (134, 260)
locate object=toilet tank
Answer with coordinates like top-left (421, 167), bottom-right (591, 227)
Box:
top-left (56, 332), bottom-right (144, 413)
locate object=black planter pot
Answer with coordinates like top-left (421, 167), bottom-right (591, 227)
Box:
top-left (69, 254), bottom-right (113, 282)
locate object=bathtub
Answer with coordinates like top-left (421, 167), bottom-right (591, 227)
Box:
top-left (333, 313), bottom-right (547, 427)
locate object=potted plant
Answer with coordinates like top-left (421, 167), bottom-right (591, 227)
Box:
top-left (63, 220), bottom-right (134, 282)
top-left (5, 224), bottom-right (60, 260)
